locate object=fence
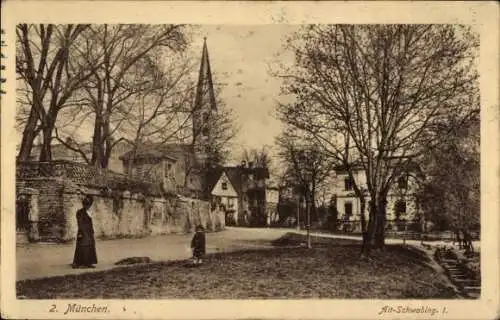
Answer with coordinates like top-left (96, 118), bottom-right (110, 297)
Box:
top-left (385, 230), bottom-right (480, 241)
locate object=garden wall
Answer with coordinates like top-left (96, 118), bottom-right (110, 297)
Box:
top-left (16, 161), bottom-right (224, 243)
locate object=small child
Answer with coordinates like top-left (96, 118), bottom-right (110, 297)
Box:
top-left (191, 225), bottom-right (206, 265)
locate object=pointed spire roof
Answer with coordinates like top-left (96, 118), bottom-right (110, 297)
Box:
top-left (194, 37), bottom-right (217, 111)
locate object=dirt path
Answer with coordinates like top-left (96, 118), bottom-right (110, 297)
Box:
top-left (16, 227), bottom-right (290, 281)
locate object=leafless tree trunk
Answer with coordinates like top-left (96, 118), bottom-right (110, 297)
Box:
top-left (75, 24), bottom-right (188, 168)
top-left (276, 25), bottom-right (479, 248)
top-left (276, 131), bottom-right (334, 226)
top-left (16, 24), bottom-right (95, 161)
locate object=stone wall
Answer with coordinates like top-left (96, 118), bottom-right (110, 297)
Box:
top-left (17, 178), bottom-right (66, 242)
top-left (16, 162), bottom-right (225, 243)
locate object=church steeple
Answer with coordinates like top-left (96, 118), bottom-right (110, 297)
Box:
top-left (194, 37), bottom-right (217, 112)
top-left (193, 38), bottom-right (217, 166)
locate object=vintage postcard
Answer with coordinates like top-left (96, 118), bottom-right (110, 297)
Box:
top-left (1, 1), bottom-right (499, 319)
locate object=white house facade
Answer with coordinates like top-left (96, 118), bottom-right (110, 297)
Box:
top-left (333, 166), bottom-right (419, 232)
top-left (210, 171), bottom-right (239, 224)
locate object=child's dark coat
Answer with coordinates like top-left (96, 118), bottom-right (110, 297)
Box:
top-left (191, 231), bottom-right (206, 258)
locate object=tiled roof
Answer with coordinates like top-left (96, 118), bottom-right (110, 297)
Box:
top-left (119, 143), bottom-right (194, 161)
top-left (205, 165), bottom-right (270, 197)
top-left (204, 166), bottom-right (225, 195)
top-left (28, 140), bottom-right (132, 162)
top-left (224, 166), bottom-right (244, 195)
top-left (17, 160), bottom-right (166, 196)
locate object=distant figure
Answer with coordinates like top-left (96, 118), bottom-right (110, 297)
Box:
top-left (72, 196), bottom-right (97, 269)
top-left (191, 225), bottom-right (206, 265)
top-left (462, 229), bottom-right (474, 253)
top-left (453, 228), bottom-right (462, 249)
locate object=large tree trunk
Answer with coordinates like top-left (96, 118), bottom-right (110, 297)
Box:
top-left (100, 110), bottom-right (112, 168)
top-left (359, 196), bottom-right (366, 232)
top-left (38, 111), bottom-right (58, 162)
top-left (18, 115), bottom-right (39, 161)
top-left (361, 199), bottom-right (377, 257)
top-left (90, 79), bottom-right (104, 167)
top-left (365, 194), bottom-right (388, 250)
top-left (366, 200), bottom-right (376, 243)
top-left (18, 98), bottom-right (43, 161)
top-left (38, 124), bottom-right (54, 162)
top-left (372, 197), bottom-right (387, 249)
top-left (101, 148), bottom-right (110, 168)
top-left (91, 113), bottom-right (103, 167)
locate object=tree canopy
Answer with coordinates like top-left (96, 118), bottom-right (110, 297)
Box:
top-left (275, 24), bottom-right (479, 247)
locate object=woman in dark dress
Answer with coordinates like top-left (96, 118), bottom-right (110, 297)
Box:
top-left (191, 225), bottom-right (206, 265)
top-left (72, 196), bottom-right (97, 268)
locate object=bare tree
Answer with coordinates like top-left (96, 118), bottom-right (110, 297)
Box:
top-left (16, 24), bottom-right (98, 161)
top-left (119, 54), bottom-right (196, 175)
top-left (198, 101), bottom-right (239, 167)
top-left (276, 25), bottom-right (479, 248)
top-left (276, 130), bottom-right (334, 227)
top-left (241, 146), bottom-right (272, 168)
top-left (185, 95), bottom-right (239, 190)
top-left (75, 24), bottom-right (188, 168)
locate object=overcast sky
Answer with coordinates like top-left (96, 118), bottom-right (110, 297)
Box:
top-left (187, 25), bottom-right (299, 163)
top-left (16, 24), bottom-right (300, 166)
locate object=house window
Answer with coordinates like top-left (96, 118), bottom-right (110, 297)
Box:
top-left (398, 176), bottom-right (408, 189)
top-left (228, 197), bottom-right (234, 208)
top-left (344, 177), bottom-right (353, 191)
top-left (221, 182), bottom-right (228, 190)
top-left (344, 202), bottom-right (353, 219)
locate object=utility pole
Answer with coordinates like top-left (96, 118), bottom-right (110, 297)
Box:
top-left (296, 194), bottom-right (300, 230)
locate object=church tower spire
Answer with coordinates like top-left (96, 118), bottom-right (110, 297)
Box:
top-left (194, 37), bottom-right (217, 111)
top-left (193, 37), bottom-right (217, 166)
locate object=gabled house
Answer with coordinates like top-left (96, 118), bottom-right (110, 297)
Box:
top-left (119, 143), bottom-right (203, 197)
top-left (209, 170), bottom-right (240, 225)
top-left (207, 161), bottom-right (271, 227)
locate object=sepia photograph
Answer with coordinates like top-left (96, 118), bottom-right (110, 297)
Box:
top-left (1, 1), bottom-right (499, 319)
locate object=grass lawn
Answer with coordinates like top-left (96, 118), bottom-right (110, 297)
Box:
top-left (17, 234), bottom-right (458, 299)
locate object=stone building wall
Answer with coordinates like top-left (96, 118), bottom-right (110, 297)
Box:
top-left (16, 161), bottom-right (225, 243)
